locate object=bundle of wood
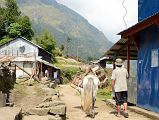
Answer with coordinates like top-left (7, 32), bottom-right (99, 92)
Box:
top-left (72, 66), bottom-right (108, 88)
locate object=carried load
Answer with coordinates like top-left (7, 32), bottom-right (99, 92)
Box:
top-left (71, 65), bottom-right (108, 88)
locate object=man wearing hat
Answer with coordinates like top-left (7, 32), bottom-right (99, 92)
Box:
top-left (111, 58), bottom-right (129, 118)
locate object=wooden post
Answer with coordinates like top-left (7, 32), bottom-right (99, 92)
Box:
top-left (113, 61), bottom-right (115, 69)
top-left (127, 42), bottom-right (130, 75)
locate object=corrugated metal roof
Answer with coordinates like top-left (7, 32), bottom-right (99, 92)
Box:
top-left (104, 38), bottom-right (138, 60)
top-left (104, 6), bottom-right (159, 61)
top-left (119, 12), bottom-right (159, 38)
top-left (37, 58), bottom-right (60, 70)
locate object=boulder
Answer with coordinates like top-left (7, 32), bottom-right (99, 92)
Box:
top-left (27, 108), bottom-right (50, 116)
top-left (23, 115), bottom-right (55, 120)
top-left (49, 105), bottom-right (66, 115)
top-left (0, 107), bottom-right (22, 120)
top-left (48, 115), bottom-right (62, 120)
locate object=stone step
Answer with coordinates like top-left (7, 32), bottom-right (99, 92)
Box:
top-left (23, 115), bottom-right (62, 120)
top-left (0, 107), bottom-right (22, 120)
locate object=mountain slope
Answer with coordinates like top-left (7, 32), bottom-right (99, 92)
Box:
top-left (16, 0), bottom-right (113, 60)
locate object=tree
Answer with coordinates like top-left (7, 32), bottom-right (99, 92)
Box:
top-left (7, 23), bottom-right (22, 38)
top-left (66, 36), bottom-right (71, 57)
top-left (35, 30), bottom-right (57, 63)
top-left (4, 0), bottom-right (21, 27)
top-left (0, 0), bottom-right (34, 40)
top-left (87, 56), bottom-right (93, 62)
top-left (0, 6), bottom-right (7, 39)
top-left (0, 16), bottom-right (6, 39)
top-left (60, 44), bottom-right (64, 51)
top-left (18, 16), bottom-right (34, 40)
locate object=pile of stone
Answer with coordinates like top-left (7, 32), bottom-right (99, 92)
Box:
top-left (25, 86), bottom-right (66, 120)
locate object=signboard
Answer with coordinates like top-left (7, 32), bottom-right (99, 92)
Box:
top-left (151, 49), bottom-right (158, 67)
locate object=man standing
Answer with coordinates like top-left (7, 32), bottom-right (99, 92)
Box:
top-left (111, 58), bottom-right (129, 118)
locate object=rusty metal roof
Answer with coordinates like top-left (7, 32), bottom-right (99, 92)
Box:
top-left (0, 56), bottom-right (16, 62)
top-left (104, 38), bottom-right (138, 60)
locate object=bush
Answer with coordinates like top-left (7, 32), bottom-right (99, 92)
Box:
top-left (61, 67), bottom-right (79, 84)
top-left (97, 87), bottom-right (111, 100)
top-left (0, 65), bottom-right (16, 93)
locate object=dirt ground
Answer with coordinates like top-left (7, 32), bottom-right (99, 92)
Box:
top-left (59, 84), bottom-right (152, 120)
top-left (10, 80), bottom-right (152, 120)
top-left (10, 79), bottom-right (46, 112)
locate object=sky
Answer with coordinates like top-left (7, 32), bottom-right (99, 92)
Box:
top-left (56, 0), bottom-right (138, 43)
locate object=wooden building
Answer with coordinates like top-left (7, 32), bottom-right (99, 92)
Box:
top-left (105, 0), bottom-right (159, 113)
top-left (0, 36), bottom-right (60, 81)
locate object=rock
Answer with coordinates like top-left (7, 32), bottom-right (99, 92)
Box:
top-left (28, 78), bottom-right (34, 86)
top-left (6, 102), bottom-right (14, 107)
top-left (48, 115), bottom-right (63, 120)
top-left (27, 108), bottom-right (50, 116)
top-left (36, 101), bottom-right (65, 108)
top-left (42, 88), bottom-right (57, 96)
top-left (47, 89), bottom-right (58, 96)
top-left (40, 79), bottom-right (50, 85)
top-left (23, 115), bottom-right (54, 120)
top-left (0, 107), bottom-right (22, 120)
top-left (52, 95), bottom-right (60, 101)
top-left (42, 95), bottom-right (60, 102)
top-left (49, 105), bottom-right (66, 115)
top-left (42, 96), bottom-right (52, 102)
top-left (48, 82), bottom-right (56, 89)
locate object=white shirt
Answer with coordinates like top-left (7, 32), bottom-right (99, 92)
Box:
top-left (111, 67), bottom-right (128, 92)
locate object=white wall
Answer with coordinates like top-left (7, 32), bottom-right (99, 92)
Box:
top-left (0, 38), bottom-right (39, 57)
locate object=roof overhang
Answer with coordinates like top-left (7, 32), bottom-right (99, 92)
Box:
top-left (119, 12), bottom-right (159, 38)
top-left (104, 12), bottom-right (159, 60)
top-left (37, 58), bottom-right (60, 70)
top-left (0, 56), bottom-right (16, 62)
top-left (104, 38), bottom-right (138, 60)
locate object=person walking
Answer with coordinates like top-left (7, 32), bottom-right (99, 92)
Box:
top-left (111, 58), bottom-right (129, 118)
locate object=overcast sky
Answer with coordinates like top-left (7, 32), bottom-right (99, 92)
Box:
top-left (57, 0), bottom-right (138, 43)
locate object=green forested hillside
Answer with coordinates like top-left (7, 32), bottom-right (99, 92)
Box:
top-left (16, 0), bottom-right (113, 60)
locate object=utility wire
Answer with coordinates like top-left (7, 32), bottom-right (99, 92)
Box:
top-left (122, 0), bottom-right (127, 29)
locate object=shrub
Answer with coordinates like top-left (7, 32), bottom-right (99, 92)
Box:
top-left (61, 67), bottom-right (79, 84)
top-left (97, 87), bottom-right (111, 100)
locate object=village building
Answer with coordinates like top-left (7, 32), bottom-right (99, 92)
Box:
top-left (105, 0), bottom-right (159, 113)
top-left (0, 36), bottom-right (60, 82)
top-left (91, 57), bottom-right (113, 68)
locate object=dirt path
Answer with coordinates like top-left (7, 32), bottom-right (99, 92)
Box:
top-left (59, 84), bottom-right (151, 120)
top-left (11, 82), bottom-right (45, 112)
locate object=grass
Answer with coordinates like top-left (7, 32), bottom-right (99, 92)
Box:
top-left (55, 57), bottom-right (82, 84)
top-left (33, 82), bottom-right (45, 96)
top-left (13, 82), bottom-right (27, 96)
top-left (97, 87), bottom-right (112, 101)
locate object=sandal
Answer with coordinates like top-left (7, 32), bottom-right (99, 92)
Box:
top-left (123, 112), bottom-right (129, 118)
top-left (115, 114), bottom-right (122, 117)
